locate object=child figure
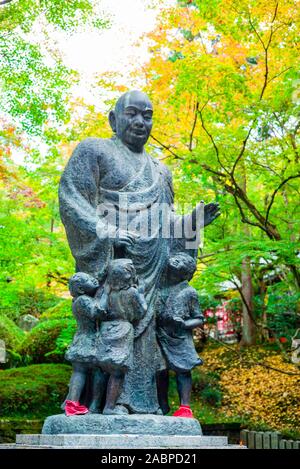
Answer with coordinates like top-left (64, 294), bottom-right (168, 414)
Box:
top-left (157, 253), bottom-right (204, 418)
top-left (95, 258), bottom-right (147, 415)
top-left (64, 272), bottom-right (106, 416)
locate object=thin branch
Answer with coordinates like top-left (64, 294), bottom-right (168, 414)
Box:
top-left (265, 174), bottom-right (300, 226)
top-left (271, 1), bottom-right (279, 24)
top-left (194, 32), bottom-right (209, 55)
top-left (231, 125), bottom-right (254, 177)
top-left (200, 163), bottom-right (227, 178)
top-left (248, 2), bottom-right (279, 100)
top-left (267, 67), bottom-right (293, 85)
top-left (248, 11), bottom-right (266, 50)
top-left (260, 50), bottom-right (269, 100)
top-left (231, 190), bottom-right (270, 236)
top-left (251, 160), bottom-right (280, 177)
top-left (189, 101), bottom-right (199, 151)
top-left (0, 0), bottom-right (14, 5)
top-left (198, 247), bottom-right (235, 261)
top-left (198, 106), bottom-right (219, 160)
top-left (260, 2), bottom-right (279, 99)
top-left (150, 135), bottom-right (183, 160)
top-left (198, 106), bottom-right (230, 175)
top-left (225, 182), bottom-right (278, 238)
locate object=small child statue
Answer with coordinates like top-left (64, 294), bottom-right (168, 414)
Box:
top-left (156, 253), bottom-right (204, 418)
top-left (95, 258), bottom-right (147, 415)
top-left (64, 272), bottom-right (106, 416)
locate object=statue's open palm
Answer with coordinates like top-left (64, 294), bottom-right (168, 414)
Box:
top-left (204, 202), bottom-right (220, 227)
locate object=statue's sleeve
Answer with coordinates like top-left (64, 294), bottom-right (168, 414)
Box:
top-left (188, 288), bottom-right (203, 320)
top-left (170, 210), bottom-right (202, 260)
top-left (58, 138), bottom-right (113, 280)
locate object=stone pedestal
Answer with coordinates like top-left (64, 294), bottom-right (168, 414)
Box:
top-left (42, 414), bottom-right (202, 436)
top-left (3, 414), bottom-right (246, 449)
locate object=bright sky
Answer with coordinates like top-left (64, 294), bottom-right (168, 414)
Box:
top-left (11, 0), bottom-right (176, 165)
top-left (63, 0), bottom-right (168, 75)
top-left (54, 0), bottom-right (175, 105)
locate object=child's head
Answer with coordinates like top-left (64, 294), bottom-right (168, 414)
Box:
top-left (168, 253), bottom-right (196, 282)
top-left (107, 259), bottom-right (136, 290)
top-left (69, 272), bottom-right (99, 297)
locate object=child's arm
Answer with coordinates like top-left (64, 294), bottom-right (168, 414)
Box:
top-left (182, 317), bottom-right (204, 330)
top-left (76, 295), bottom-right (107, 321)
top-left (182, 288), bottom-right (205, 330)
top-left (94, 301), bottom-right (108, 320)
top-left (131, 288), bottom-right (147, 320)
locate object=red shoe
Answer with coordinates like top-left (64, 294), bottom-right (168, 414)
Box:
top-left (65, 400), bottom-right (89, 416)
top-left (173, 405), bottom-right (194, 418)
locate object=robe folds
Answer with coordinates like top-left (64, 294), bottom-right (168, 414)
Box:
top-left (59, 136), bottom-right (177, 413)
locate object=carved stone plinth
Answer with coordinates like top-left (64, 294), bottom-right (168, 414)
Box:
top-left (42, 413), bottom-right (202, 436)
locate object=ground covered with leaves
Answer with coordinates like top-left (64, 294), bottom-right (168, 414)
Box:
top-left (185, 345), bottom-right (300, 439)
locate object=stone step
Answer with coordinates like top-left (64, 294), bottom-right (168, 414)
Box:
top-left (0, 443), bottom-right (246, 449)
top-left (14, 433), bottom-right (240, 449)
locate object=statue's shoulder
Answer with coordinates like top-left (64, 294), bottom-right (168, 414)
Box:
top-left (73, 294), bottom-right (95, 315)
top-left (65, 138), bottom-right (115, 173)
top-left (73, 137), bottom-right (113, 156)
top-left (174, 282), bottom-right (196, 300)
top-left (185, 285), bottom-right (198, 300)
top-left (150, 155), bottom-right (172, 181)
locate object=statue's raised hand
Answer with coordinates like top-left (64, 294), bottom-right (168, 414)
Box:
top-left (192, 201), bottom-right (220, 230)
top-left (204, 201), bottom-right (220, 227)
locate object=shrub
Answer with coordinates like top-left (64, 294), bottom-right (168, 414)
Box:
top-left (200, 387), bottom-right (223, 407)
top-left (0, 364), bottom-right (71, 417)
top-left (192, 369), bottom-right (221, 391)
top-left (0, 315), bottom-right (25, 351)
top-left (192, 367), bottom-right (223, 408)
top-left (197, 294), bottom-right (220, 311)
top-left (0, 287), bottom-right (60, 322)
top-left (39, 299), bottom-right (73, 321)
top-left (17, 319), bottom-right (76, 364)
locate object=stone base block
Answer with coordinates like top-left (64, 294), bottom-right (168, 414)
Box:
top-left (42, 414), bottom-right (202, 436)
top-left (2, 414), bottom-right (247, 449)
top-left (16, 433), bottom-right (234, 449)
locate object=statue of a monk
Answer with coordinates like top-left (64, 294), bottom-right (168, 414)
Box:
top-left (59, 90), bottom-right (220, 414)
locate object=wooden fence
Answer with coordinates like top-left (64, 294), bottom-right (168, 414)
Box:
top-left (240, 430), bottom-right (300, 449)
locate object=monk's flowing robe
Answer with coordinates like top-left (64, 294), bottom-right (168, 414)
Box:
top-left (59, 136), bottom-right (176, 413)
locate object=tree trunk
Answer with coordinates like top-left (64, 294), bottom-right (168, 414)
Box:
top-left (240, 256), bottom-right (256, 346)
top-left (239, 166), bottom-right (256, 346)
top-left (259, 277), bottom-right (269, 342)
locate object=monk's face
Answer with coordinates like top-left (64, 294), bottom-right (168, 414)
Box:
top-left (113, 91), bottom-right (153, 153)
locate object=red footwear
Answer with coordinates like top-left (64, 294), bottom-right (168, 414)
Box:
top-left (65, 400), bottom-right (89, 416)
top-left (173, 405), bottom-right (194, 418)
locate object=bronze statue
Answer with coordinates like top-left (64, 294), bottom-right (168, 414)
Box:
top-left (95, 259), bottom-right (147, 415)
top-left (59, 90), bottom-right (220, 415)
top-left (156, 253), bottom-right (204, 418)
top-left (64, 272), bottom-right (106, 416)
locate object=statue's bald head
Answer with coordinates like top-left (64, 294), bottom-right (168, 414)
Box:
top-left (115, 90), bottom-right (152, 114)
top-left (109, 90), bottom-right (153, 153)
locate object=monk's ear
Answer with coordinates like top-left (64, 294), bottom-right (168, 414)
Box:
top-left (108, 110), bottom-right (116, 132)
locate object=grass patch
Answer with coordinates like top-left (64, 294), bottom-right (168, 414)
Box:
top-left (0, 364), bottom-right (71, 418)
